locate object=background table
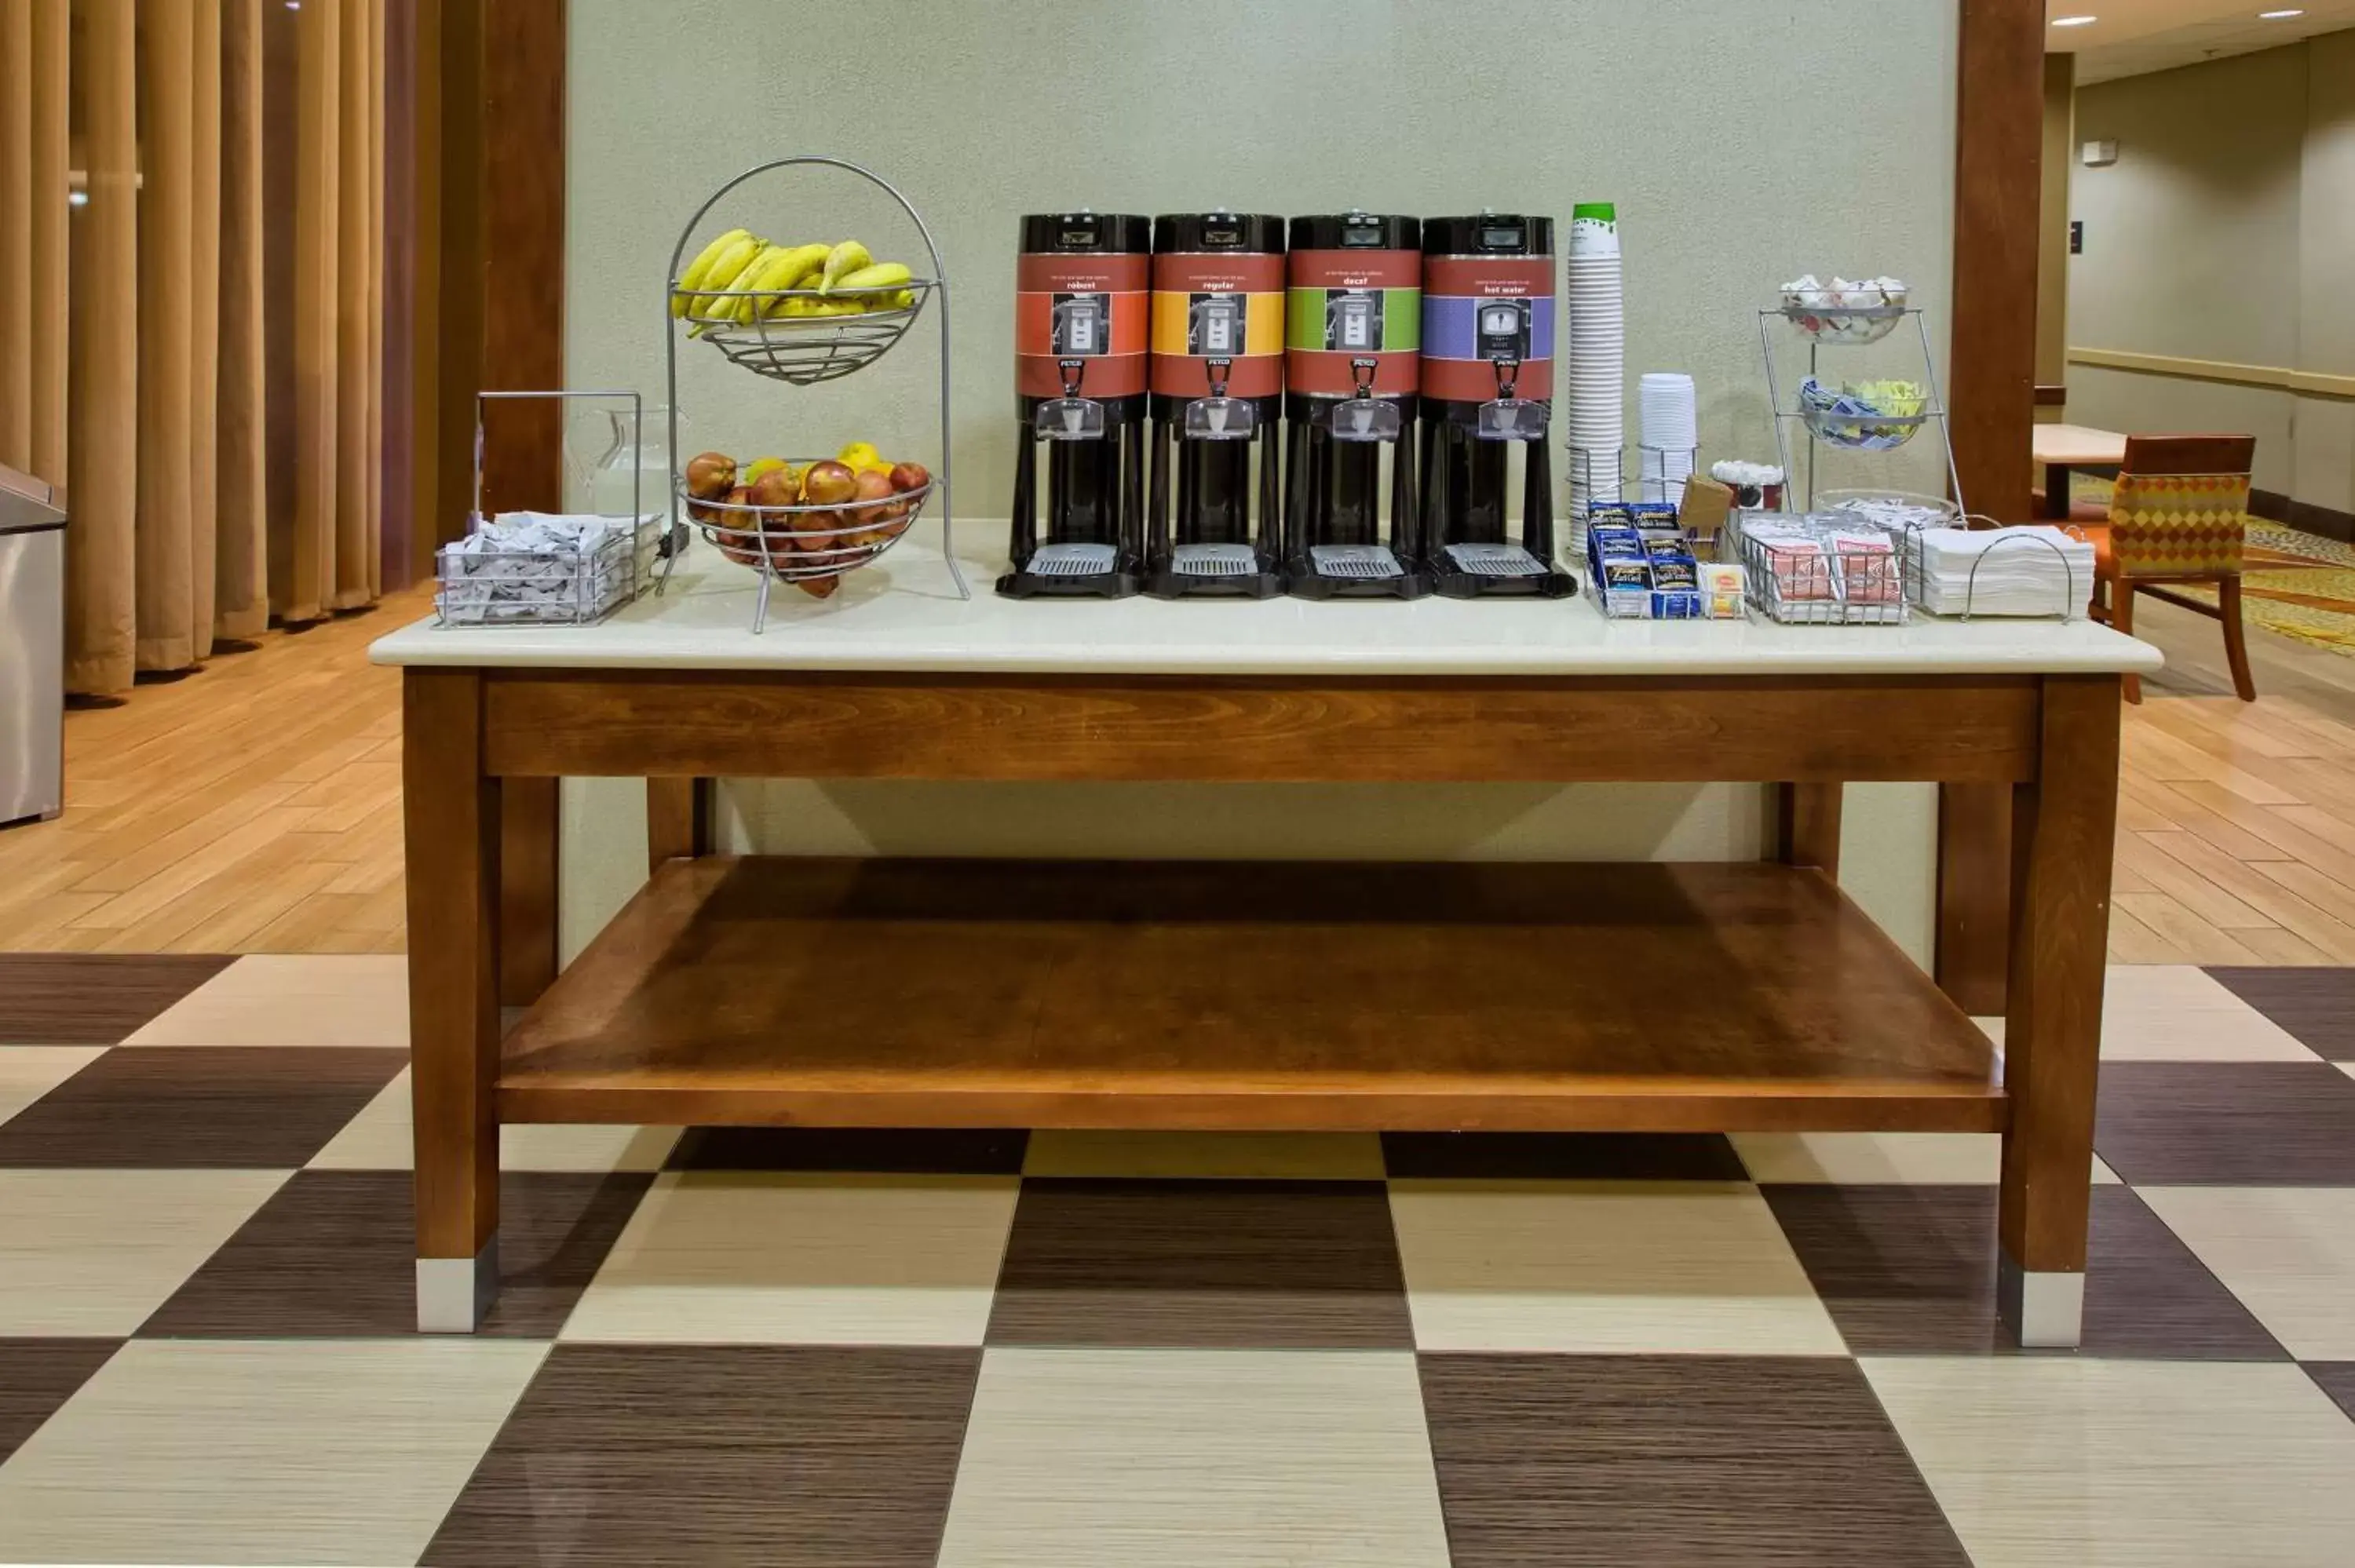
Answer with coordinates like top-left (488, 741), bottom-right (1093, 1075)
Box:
top-left (2033, 423), bottom-right (2128, 520)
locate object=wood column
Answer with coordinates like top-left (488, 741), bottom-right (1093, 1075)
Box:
top-left (1777, 784), bottom-right (1844, 877)
top-left (1939, 0), bottom-right (2049, 1009)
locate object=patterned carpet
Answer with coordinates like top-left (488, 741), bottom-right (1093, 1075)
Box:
top-left (4, 954), bottom-right (2355, 1564)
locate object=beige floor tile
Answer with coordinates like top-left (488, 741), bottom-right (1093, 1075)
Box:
top-left (1388, 1180), bottom-right (1844, 1355)
top-left (0, 1046), bottom-right (106, 1128)
top-left (562, 1171), bottom-right (1018, 1345)
top-left (122, 954), bottom-right (410, 1048)
top-left (0, 1338), bottom-right (546, 1566)
top-left (307, 1067), bottom-right (680, 1172)
top-left (2338, 1061), bottom-right (2353, 1082)
top-left (2138, 1187), bottom-right (2355, 1360)
top-left (938, 1347), bottom-right (1449, 1568)
top-left (1864, 1357), bottom-right (2355, 1567)
top-left (1731, 1132), bottom-right (2121, 1186)
top-left (0, 1169), bottom-right (288, 1336)
top-left (2099, 965), bottom-right (2320, 1061)
top-left (1021, 1130), bottom-right (1385, 1181)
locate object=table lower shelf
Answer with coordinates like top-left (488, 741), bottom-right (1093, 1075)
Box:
top-left (497, 855), bottom-right (2003, 1133)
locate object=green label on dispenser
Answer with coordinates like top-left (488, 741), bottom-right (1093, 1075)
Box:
top-left (1285, 288), bottom-right (1420, 353)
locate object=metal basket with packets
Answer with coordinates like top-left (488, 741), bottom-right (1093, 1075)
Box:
top-left (1725, 509), bottom-right (1908, 625)
top-left (1583, 501), bottom-right (1747, 621)
top-left (434, 390), bottom-right (669, 628)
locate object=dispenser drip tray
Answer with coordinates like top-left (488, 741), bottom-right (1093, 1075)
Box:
top-left (1029, 542), bottom-right (1120, 577)
top-left (1172, 543), bottom-right (1260, 578)
top-left (1310, 545), bottom-right (1404, 581)
top-left (1444, 542), bottom-right (1549, 578)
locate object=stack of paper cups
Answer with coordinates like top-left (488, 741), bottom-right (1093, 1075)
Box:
top-left (1564, 202), bottom-right (1625, 527)
top-left (1638, 372), bottom-right (1698, 505)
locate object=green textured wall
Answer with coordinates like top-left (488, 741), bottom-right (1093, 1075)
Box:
top-left (558, 0), bottom-right (1962, 971)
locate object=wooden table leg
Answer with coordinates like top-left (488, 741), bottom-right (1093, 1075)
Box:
top-left (403, 669), bottom-right (502, 1333)
top-left (2039, 463), bottom-right (2071, 520)
top-left (1776, 783), bottom-right (1842, 875)
top-left (647, 777), bottom-right (711, 875)
top-left (1998, 673), bottom-right (2120, 1347)
top-left (1936, 782), bottom-right (2010, 1015)
top-left (499, 778), bottom-right (559, 1006)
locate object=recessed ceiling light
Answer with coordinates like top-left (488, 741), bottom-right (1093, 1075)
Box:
top-left (2258, 8), bottom-right (2304, 16)
top-left (2052, 15), bottom-right (2099, 27)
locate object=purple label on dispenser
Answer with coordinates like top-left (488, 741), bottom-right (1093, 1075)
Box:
top-left (1420, 295), bottom-right (1557, 363)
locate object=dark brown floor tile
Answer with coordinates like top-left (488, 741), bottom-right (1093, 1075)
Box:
top-left (2208, 967), bottom-right (2355, 1057)
top-left (985, 1178), bottom-right (1411, 1349)
top-left (1420, 1353), bottom-right (1968, 1566)
top-left (0, 1340), bottom-right (119, 1462)
top-left (0, 954), bottom-right (235, 1045)
top-left (423, 1344), bottom-right (978, 1567)
top-left (2308, 1363), bottom-right (2355, 1424)
top-left (0, 1047), bottom-right (405, 1168)
top-left (1380, 1132), bottom-right (1747, 1180)
top-left (2094, 1061), bottom-right (2355, 1185)
top-left (666, 1126), bottom-right (1028, 1173)
top-left (1764, 1183), bottom-right (2286, 1359)
top-left (139, 1170), bottom-right (648, 1339)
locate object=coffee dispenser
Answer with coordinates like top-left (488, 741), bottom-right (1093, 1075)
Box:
top-left (1418, 213), bottom-right (1572, 598)
top-left (1283, 213), bottom-right (1426, 599)
top-left (1000, 211), bottom-right (1152, 598)
top-left (1145, 211), bottom-right (1286, 599)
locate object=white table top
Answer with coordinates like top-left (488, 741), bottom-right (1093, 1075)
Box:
top-left (372, 523), bottom-right (2163, 678)
top-left (2032, 424), bottom-right (2129, 467)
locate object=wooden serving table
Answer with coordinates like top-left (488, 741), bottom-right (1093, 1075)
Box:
top-left (371, 535), bottom-right (2161, 1345)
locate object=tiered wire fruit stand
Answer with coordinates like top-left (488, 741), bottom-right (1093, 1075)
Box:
top-left (656, 156), bottom-right (968, 632)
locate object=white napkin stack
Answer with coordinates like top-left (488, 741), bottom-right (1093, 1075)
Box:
top-left (440, 511), bottom-right (630, 624)
top-left (1900, 527), bottom-right (2096, 618)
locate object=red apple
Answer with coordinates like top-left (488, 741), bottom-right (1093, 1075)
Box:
top-left (886, 461), bottom-right (929, 494)
top-left (799, 459), bottom-right (857, 505)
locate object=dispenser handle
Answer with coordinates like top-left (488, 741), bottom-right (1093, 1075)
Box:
top-left (1351, 357), bottom-right (1378, 400)
top-left (1204, 357), bottom-right (1232, 399)
top-left (1492, 357), bottom-right (1521, 402)
top-left (1059, 357), bottom-right (1087, 397)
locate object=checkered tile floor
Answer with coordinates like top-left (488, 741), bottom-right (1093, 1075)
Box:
top-left (2, 954), bottom-right (2353, 1565)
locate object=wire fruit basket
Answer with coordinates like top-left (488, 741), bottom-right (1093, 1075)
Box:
top-left (677, 279), bottom-right (937, 386)
top-left (682, 462), bottom-right (933, 592)
top-left (657, 155), bottom-right (968, 631)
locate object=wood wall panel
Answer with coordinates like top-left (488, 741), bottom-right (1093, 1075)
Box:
top-left (1950, 0), bottom-right (2043, 527)
top-left (474, 0), bottom-right (564, 516)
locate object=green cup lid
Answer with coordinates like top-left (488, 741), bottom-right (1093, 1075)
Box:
top-left (1572, 202), bottom-right (1617, 223)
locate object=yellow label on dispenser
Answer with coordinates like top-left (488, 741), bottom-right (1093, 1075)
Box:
top-left (1150, 290), bottom-right (1284, 359)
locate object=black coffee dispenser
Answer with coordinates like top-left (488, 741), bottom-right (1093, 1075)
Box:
top-left (1417, 213), bottom-right (1573, 598)
top-left (1145, 211), bottom-right (1286, 599)
top-left (1000, 211), bottom-right (1152, 599)
top-left (1283, 212), bottom-right (1427, 600)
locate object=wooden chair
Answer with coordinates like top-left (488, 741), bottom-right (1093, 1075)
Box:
top-left (2076, 434), bottom-right (2258, 705)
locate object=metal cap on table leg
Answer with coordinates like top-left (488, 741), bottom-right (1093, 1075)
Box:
top-left (1998, 1254), bottom-right (2085, 1348)
top-left (417, 1240), bottom-right (500, 1333)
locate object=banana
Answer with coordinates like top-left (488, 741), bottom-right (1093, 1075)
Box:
top-left (886, 288), bottom-right (915, 311)
top-left (835, 261), bottom-right (911, 293)
top-left (817, 239), bottom-right (872, 294)
top-left (755, 243), bottom-right (832, 318)
top-left (674, 227), bottom-right (751, 316)
top-left (733, 244), bottom-right (805, 323)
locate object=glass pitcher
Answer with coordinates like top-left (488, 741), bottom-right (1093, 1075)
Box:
top-left (570, 403), bottom-right (688, 559)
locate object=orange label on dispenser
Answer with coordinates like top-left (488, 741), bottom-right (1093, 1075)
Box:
top-left (1017, 252), bottom-right (1150, 399)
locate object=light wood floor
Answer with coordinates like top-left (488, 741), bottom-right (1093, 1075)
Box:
top-left (0, 588), bottom-right (425, 954)
top-left (2, 581), bottom-right (2353, 963)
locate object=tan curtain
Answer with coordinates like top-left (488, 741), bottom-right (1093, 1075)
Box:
top-left (0, 0), bottom-right (383, 696)
top-left (284, 0), bottom-right (382, 622)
